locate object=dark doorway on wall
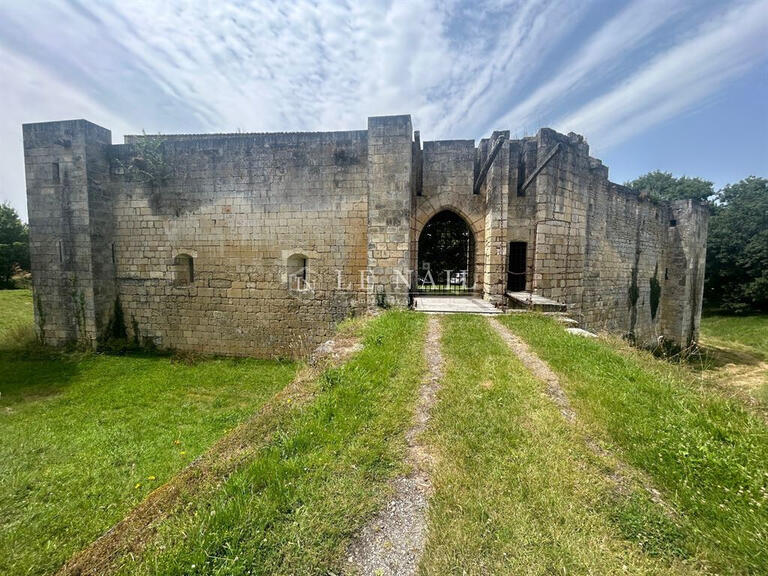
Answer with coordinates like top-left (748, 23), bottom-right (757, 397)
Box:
top-left (417, 210), bottom-right (475, 294)
top-left (507, 241), bottom-right (527, 291)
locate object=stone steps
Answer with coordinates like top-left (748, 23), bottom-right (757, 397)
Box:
top-left (505, 291), bottom-right (567, 312)
top-left (413, 296), bottom-right (502, 315)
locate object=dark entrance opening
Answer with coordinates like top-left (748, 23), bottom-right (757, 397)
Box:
top-left (507, 241), bottom-right (527, 291)
top-left (417, 210), bottom-right (475, 294)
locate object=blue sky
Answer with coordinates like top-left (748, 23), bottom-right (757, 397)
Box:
top-left (1, 0), bottom-right (766, 220)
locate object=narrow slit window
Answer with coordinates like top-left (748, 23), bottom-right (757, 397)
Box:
top-left (57, 240), bottom-right (63, 263)
top-left (52, 162), bottom-right (60, 184)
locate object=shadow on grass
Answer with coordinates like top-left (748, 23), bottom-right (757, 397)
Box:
top-left (0, 348), bottom-right (83, 406)
top-left (0, 322), bottom-right (86, 405)
top-left (693, 344), bottom-right (765, 371)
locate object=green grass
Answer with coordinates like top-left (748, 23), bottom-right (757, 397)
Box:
top-left (116, 310), bottom-right (427, 575)
top-left (698, 313), bottom-right (768, 409)
top-left (5, 287), bottom-right (765, 575)
top-left (0, 292), bottom-right (297, 576)
top-left (0, 289), bottom-right (34, 334)
top-left (420, 314), bottom-right (690, 575)
top-left (700, 313), bottom-right (768, 357)
top-left (501, 314), bottom-right (768, 575)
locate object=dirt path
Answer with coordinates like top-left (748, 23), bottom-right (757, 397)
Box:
top-left (56, 332), bottom-right (363, 576)
top-left (488, 316), bottom-right (575, 422)
top-left (345, 315), bottom-right (444, 576)
top-left (488, 316), bottom-right (676, 516)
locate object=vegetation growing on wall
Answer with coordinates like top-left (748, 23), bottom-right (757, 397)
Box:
top-left (99, 295), bottom-right (128, 352)
top-left (119, 133), bottom-right (172, 187)
top-left (70, 278), bottom-right (87, 346)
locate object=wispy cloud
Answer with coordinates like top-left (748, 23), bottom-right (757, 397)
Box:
top-left (494, 0), bottom-right (689, 131)
top-left (57, 0), bottom-right (584, 139)
top-left (555, 0), bottom-right (768, 149)
top-left (0, 45), bottom-right (134, 216)
top-left (0, 0), bottom-right (765, 219)
top-left (429, 0), bottom-right (590, 138)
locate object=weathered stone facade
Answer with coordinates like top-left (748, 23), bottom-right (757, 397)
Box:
top-left (23, 115), bottom-right (707, 357)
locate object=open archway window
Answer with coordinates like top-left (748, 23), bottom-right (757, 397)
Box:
top-left (417, 210), bottom-right (475, 294)
top-left (173, 253), bottom-right (194, 285)
top-left (286, 253), bottom-right (308, 290)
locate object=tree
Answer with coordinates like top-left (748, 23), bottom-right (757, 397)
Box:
top-left (705, 177), bottom-right (768, 313)
top-left (0, 203), bottom-right (29, 288)
top-left (626, 170), bottom-right (714, 202)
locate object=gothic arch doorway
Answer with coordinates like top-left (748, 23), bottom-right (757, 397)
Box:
top-left (417, 210), bottom-right (475, 294)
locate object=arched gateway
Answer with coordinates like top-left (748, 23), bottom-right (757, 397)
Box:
top-left (417, 210), bottom-right (476, 294)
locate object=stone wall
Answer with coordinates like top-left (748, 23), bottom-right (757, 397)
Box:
top-left (109, 129), bottom-right (370, 356)
top-left (506, 128), bottom-right (708, 347)
top-left (366, 115), bottom-right (413, 307)
top-left (23, 115), bottom-right (707, 355)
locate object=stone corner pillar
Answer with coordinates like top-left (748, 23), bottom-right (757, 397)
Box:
top-left (661, 199), bottom-right (709, 346)
top-left (23, 119), bottom-right (115, 347)
top-left (482, 130), bottom-right (510, 305)
top-left (366, 115), bottom-right (413, 308)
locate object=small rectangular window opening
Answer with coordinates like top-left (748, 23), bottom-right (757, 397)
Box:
top-left (111, 243), bottom-right (116, 264)
top-left (287, 253), bottom-right (309, 290)
top-left (173, 254), bottom-right (195, 285)
top-left (669, 219), bottom-right (677, 227)
top-left (57, 240), bottom-right (63, 263)
top-left (52, 162), bottom-right (60, 184)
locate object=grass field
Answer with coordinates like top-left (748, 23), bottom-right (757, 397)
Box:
top-left (116, 310), bottom-right (426, 575)
top-left (699, 313), bottom-right (768, 408)
top-left (0, 291), bottom-right (297, 576)
top-left (422, 315), bottom-right (692, 575)
top-left (700, 314), bottom-right (768, 356)
top-left (3, 287), bottom-right (768, 575)
top-left (0, 289), bottom-right (33, 334)
top-left (501, 314), bottom-right (768, 575)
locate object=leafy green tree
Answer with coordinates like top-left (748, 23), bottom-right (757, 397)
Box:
top-left (626, 170), bottom-right (714, 202)
top-left (705, 177), bottom-right (768, 313)
top-left (0, 203), bottom-right (29, 288)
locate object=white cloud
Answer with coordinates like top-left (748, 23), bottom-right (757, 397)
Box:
top-left (0, 0), bottom-right (765, 219)
top-left (70, 0), bottom-right (584, 138)
top-left (494, 0), bottom-right (688, 130)
top-left (555, 0), bottom-right (768, 149)
top-left (431, 0), bottom-right (589, 138)
top-left (0, 47), bottom-right (135, 220)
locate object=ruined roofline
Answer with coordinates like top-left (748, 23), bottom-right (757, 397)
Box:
top-left (43, 115), bottom-right (669, 207)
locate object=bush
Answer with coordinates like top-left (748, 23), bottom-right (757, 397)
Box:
top-left (0, 203), bottom-right (29, 289)
top-left (706, 177), bottom-right (768, 313)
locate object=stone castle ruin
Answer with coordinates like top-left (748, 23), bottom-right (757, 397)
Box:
top-left (23, 115), bottom-right (707, 357)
